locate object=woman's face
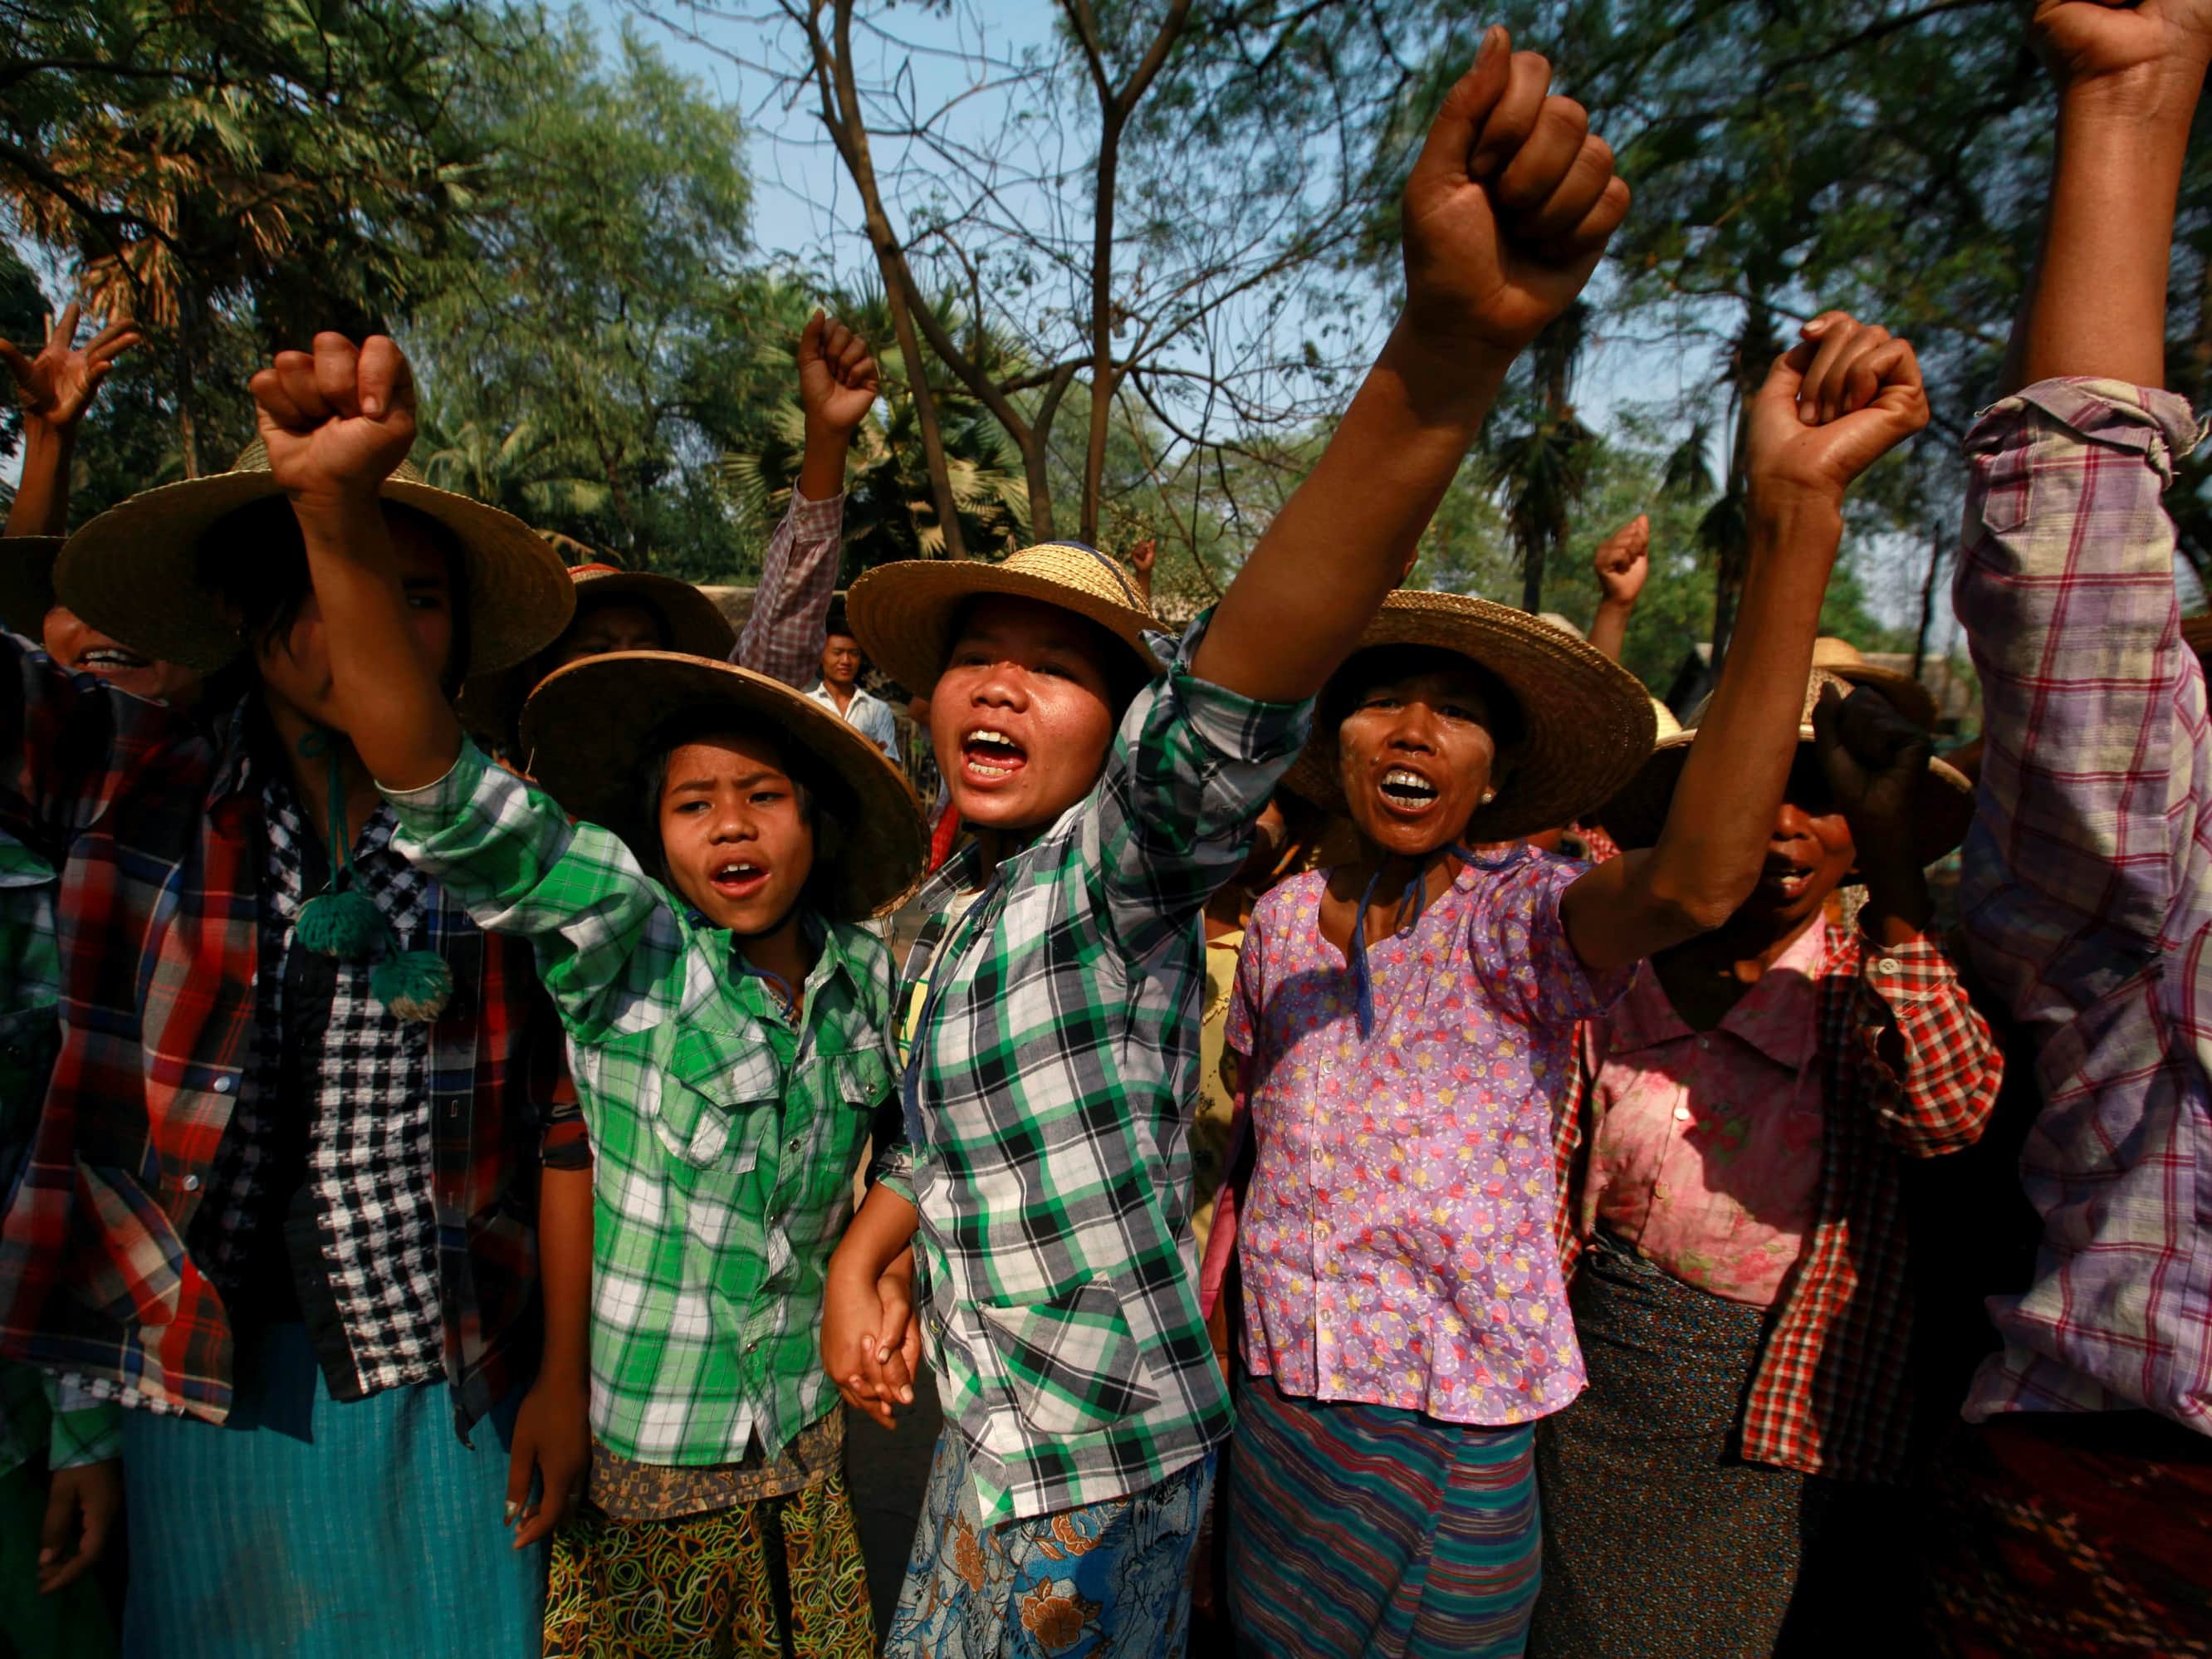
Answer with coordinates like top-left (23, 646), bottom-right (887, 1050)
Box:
top-left (1335, 662), bottom-right (1502, 859)
top-left (1735, 750), bottom-right (1857, 934)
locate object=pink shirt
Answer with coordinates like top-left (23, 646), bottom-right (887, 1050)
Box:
top-left (1227, 854), bottom-right (1628, 1426)
top-left (1579, 923), bottom-right (1828, 1307)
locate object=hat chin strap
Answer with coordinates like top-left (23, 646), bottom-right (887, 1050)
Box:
top-left (1343, 841), bottom-right (1515, 1040)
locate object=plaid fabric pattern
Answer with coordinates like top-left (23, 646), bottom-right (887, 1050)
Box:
top-left (1559, 925), bottom-right (2003, 1480)
top-left (0, 656), bottom-right (575, 1431)
top-left (1953, 379), bottom-right (2212, 1434)
top-left (872, 615), bottom-right (1311, 1523)
top-left (734, 492), bottom-right (845, 690)
top-left (387, 739), bottom-right (897, 1466)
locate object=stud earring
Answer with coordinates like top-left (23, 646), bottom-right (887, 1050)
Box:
top-left (1480, 788), bottom-right (1497, 805)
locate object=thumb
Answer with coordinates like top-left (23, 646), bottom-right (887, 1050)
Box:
top-left (504, 1422), bottom-right (536, 1525)
top-left (1759, 340), bottom-right (1818, 410)
top-left (799, 308), bottom-right (827, 364)
top-left (1407, 27), bottom-right (1513, 191)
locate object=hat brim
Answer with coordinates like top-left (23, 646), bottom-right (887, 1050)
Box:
top-left (845, 559), bottom-right (1158, 698)
top-left (1280, 590), bottom-right (1659, 843)
top-left (0, 537), bottom-right (61, 638)
top-left (516, 650), bottom-right (927, 921)
top-left (1597, 727), bottom-right (1976, 870)
top-left (458, 568), bottom-right (739, 746)
top-left (53, 472), bottom-right (575, 676)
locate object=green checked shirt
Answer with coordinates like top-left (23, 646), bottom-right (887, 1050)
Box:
top-left (388, 741), bottom-right (898, 1467)
top-left (874, 614), bottom-right (1310, 1522)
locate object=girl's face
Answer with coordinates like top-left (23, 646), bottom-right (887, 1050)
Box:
top-left (656, 733), bottom-right (815, 936)
top-left (1736, 750), bottom-right (1857, 934)
top-left (254, 511), bottom-right (456, 735)
top-left (928, 595), bottom-right (1120, 834)
top-left (1335, 663), bottom-right (1502, 859)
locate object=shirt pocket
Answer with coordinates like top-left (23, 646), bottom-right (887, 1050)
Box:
top-left (648, 1026), bottom-right (781, 1171)
top-left (977, 1276), bottom-right (1162, 1437)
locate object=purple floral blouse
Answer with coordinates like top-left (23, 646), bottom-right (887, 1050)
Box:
top-left (1226, 853), bottom-right (1629, 1425)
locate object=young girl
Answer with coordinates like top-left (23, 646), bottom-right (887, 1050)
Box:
top-left (819, 31), bottom-right (1639, 1656)
top-left (272, 329), bottom-right (918, 1658)
top-left (1528, 673), bottom-right (1994, 1657)
top-left (1216, 312), bottom-right (1933, 1658)
top-left (1, 423), bottom-right (580, 1656)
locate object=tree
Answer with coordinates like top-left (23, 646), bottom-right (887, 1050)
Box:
top-left (1485, 305), bottom-right (1597, 615)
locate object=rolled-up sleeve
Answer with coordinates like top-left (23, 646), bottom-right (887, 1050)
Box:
top-left (1850, 932), bottom-right (2003, 1157)
top-left (1955, 378), bottom-right (2208, 1017)
top-left (735, 492), bottom-right (845, 689)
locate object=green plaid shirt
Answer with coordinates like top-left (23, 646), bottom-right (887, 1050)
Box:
top-left (0, 830), bottom-right (120, 1476)
top-left (874, 615), bottom-right (1310, 1521)
top-left (388, 741), bottom-right (898, 1467)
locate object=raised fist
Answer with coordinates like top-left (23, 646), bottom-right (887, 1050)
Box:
top-left (1399, 27), bottom-right (1632, 355)
top-left (1744, 312), bottom-right (1928, 509)
top-left (1593, 515), bottom-right (1650, 607)
top-left (2032, 0), bottom-right (2212, 89)
top-left (249, 333), bottom-right (418, 503)
top-left (798, 310), bottom-right (880, 439)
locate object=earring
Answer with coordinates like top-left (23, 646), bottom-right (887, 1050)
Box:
top-left (1480, 787), bottom-right (1497, 805)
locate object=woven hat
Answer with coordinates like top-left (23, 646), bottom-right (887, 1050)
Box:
top-left (459, 562), bottom-right (738, 744)
top-left (516, 650), bottom-right (926, 921)
top-left (1598, 667), bottom-right (1975, 869)
top-left (1281, 589), bottom-right (1659, 843)
top-left (2184, 612), bottom-right (2212, 661)
top-left (845, 541), bottom-right (1158, 697)
top-left (1809, 637), bottom-right (1938, 732)
top-left (0, 537), bottom-right (61, 635)
top-left (51, 438), bottom-right (575, 676)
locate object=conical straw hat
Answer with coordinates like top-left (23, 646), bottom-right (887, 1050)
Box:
top-left (53, 438), bottom-right (575, 676)
top-left (1281, 589), bottom-right (1659, 843)
top-left (845, 541), bottom-right (1159, 696)
top-left (1809, 637), bottom-right (1939, 732)
top-left (516, 650), bottom-right (927, 921)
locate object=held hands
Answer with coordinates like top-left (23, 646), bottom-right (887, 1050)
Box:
top-left (249, 332), bottom-right (418, 507)
top-left (823, 1254), bottom-right (920, 1431)
top-left (1400, 26), bottom-right (1632, 355)
top-left (1593, 514), bottom-right (1650, 607)
top-left (1744, 313), bottom-right (1928, 512)
top-left (797, 310), bottom-right (880, 440)
top-left (0, 302), bottom-right (140, 431)
top-left (1812, 683), bottom-right (1930, 867)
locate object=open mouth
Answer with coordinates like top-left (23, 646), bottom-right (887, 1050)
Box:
top-left (1377, 766), bottom-right (1441, 814)
top-left (961, 727), bottom-right (1028, 781)
top-left (1758, 855), bottom-right (1815, 899)
top-left (710, 859), bottom-right (771, 901)
top-left (76, 646), bottom-right (149, 675)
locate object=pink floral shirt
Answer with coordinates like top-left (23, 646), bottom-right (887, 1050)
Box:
top-left (1578, 922), bottom-right (1828, 1308)
top-left (1227, 854), bottom-right (1629, 1426)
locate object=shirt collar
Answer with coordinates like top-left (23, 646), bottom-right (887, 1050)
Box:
top-left (1610, 917), bottom-right (1827, 1069)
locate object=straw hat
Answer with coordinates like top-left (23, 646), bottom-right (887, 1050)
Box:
top-left (1809, 637), bottom-right (1938, 732)
top-left (844, 541), bottom-right (1159, 697)
top-left (459, 562), bottom-right (738, 743)
top-left (516, 650), bottom-right (926, 920)
top-left (1282, 589), bottom-right (1659, 843)
top-left (51, 438), bottom-right (575, 676)
top-left (1598, 667), bottom-right (1975, 869)
top-left (0, 537), bottom-right (61, 635)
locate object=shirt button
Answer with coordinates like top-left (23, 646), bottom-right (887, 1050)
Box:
top-left (1694, 1035), bottom-right (1710, 1050)
top-left (182, 1175), bottom-right (201, 1192)
top-left (213, 1076), bottom-right (233, 1094)
top-left (1653, 1180), bottom-right (1670, 1201)
top-left (786, 1135), bottom-right (802, 1152)
top-left (1877, 957), bottom-right (1902, 974)
top-left (1673, 1104), bottom-right (1691, 1123)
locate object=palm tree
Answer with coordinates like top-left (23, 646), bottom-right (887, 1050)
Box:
top-left (1485, 304), bottom-right (1595, 614)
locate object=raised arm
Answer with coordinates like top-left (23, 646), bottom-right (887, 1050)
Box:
top-left (1563, 315), bottom-right (1931, 972)
top-left (1192, 28), bottom-right (1630, 702)
top-left (2002, 0), bottom-right (2211, 393)
top-left (1586, 514), bottom-right (1649, 663)
top-left (0, 303), bottom-right (140, 540)
top-left (732, 311), bottom-right (877, 686)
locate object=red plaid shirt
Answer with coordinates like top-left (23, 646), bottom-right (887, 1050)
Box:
top-left (0, 641), bottom-right (575, 1435)
top-left (1554, 924), bottom-right (2002, 1480)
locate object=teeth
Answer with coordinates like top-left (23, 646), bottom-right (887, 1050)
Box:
top-left (81, 650), bottom-right (144, 668)
top-left (968, 729), bottom-right (1018, 748)
top-left (1382, 769), bottom-right (1438, 798)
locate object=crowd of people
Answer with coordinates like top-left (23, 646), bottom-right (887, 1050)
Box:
top-left (0, 3), bottom-right (2208, 1657)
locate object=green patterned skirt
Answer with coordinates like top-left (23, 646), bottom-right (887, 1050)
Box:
top-left (544, 1469), bottom-right (874, 1658)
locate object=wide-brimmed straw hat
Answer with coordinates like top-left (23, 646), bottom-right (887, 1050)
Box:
top-left (52, 438), bottom-right (575, 676)
top-left (516, 650), bottom-right (925, 920)
top-left (1598, 666), bottom-right (1975, 869)
top-left (1282, 589), bottom-right (1659, 843)
top-left (1809, 637), bottom-right (1938, 731)
top-left (459, 562), bottom-right (738, 743)
top-left (0, 537), bottom-right (61, 634)
top-left (845, 541), bottom-right (1159, 696)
